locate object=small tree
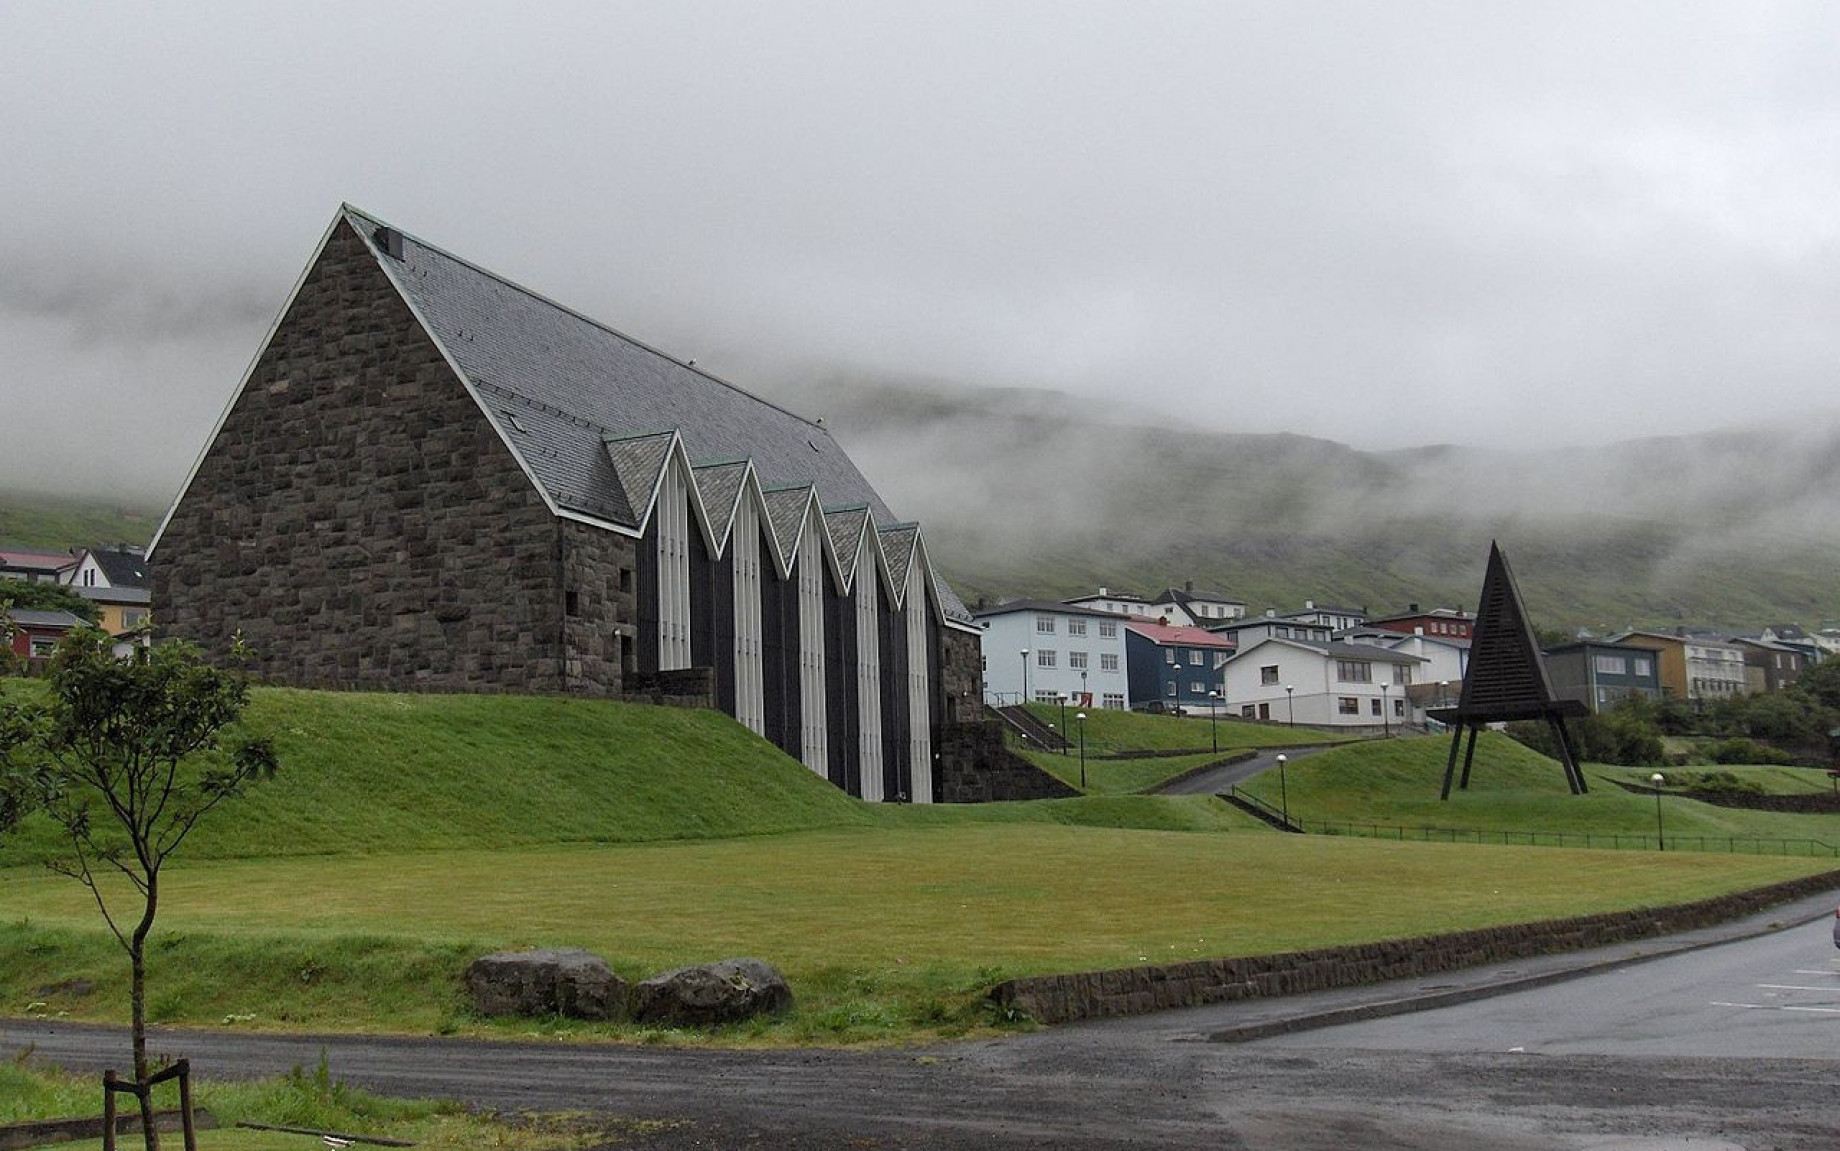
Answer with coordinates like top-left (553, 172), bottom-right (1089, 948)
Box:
top-left (27, 628), bottom-right (276, 1148)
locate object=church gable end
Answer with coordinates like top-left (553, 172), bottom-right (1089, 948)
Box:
top-left (153, 219), bottom-right (569, 692)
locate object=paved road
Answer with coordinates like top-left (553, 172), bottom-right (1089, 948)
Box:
top-left (11, 891), bottom-right (1839, 1149)
top-left (1155, 743), bottom-right (1335, 796)
top-left (1260, 914), bottom-right (1840, 1058)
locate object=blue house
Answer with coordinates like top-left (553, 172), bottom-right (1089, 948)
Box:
top-left (1542, 641), bottom-right (1664, 713)
top-left (1124, 620), bottom-right (1235, 713)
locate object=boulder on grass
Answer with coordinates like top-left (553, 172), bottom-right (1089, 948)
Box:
top-left (466, 948), bottom-right (627, 1020)
top-left (630, 957), bottom-right (793, 1028)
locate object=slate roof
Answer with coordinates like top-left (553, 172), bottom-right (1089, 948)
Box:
top-left (972, 598), bottom-right (1125, 621)
top-left (346, 206), bottom-right (895, 528)
top-left (330, 207), bottom-right (982, 625)
top-left (86, 546), bottom-right (149, 588)
top-left (3, 608), bottom-right (86, 629)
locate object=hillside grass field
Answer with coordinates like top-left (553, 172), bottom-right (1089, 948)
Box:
top-left (1236, 732), bottom-right (1840, 849)
top-left (2, 688), bottom-right (1835, 1047)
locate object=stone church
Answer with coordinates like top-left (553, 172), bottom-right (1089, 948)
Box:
top-left (151, 205), bottom-right (1014, 804)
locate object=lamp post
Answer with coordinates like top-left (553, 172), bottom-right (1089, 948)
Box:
top-left (1277, 753), bottom-right (1290, 829)
top-left (1208, 689), bottom-right (1220, 753)
top-left (1076, 710), bottom-right (1087, 790)
top-left (1057, 692), bottom-right (1069, 755)
top-left (1651, 772), bottom-right (1666, 851)
top-left (1381, 682), bottom-right (1391, 737)
top-left (1020, 649), bottom-right (1030, 708)
top-left (1285, 684), bottom-right (1295, 727)
top-left (1081, 668), bottom-right (1089, 707)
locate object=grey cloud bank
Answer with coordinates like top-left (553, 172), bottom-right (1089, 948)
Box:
top-left (3, 2), bottom-right (1838, 509)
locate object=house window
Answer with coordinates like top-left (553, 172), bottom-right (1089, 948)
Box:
top-left (1191, 681), bottom-right (1208, 695)
top-left (1100, 653), bottom-right (1119, 671)
top-left (1632, 658), bottom-right (1653, 677)
top-left (31, 637), bottom-right (58, 657)
top-left (1037, 649), bottom-right (1057, 668)
top-left (1188, 651), bottom-right (1204, 666)
top-left (122, 609), bottom-right (149, 628)
top-left (1165, 681), bottom-right (1177, 697)
top-left (619, 567), bottom-right (634, 594)
top-left (1165, 650), bottom-right (1175, 665)
top-left (1068, 619), bottom-right (1087, 637)
top-left (1593, 654), bottom-right (1627, 676)
top-left (1069, 651), bottom-right (1088, 669)
top-left (1370, 698), bottom-right (1382, 716)
top-left (1103, 693), bottom-right (1126, 709)
top-left (1392, 665), bottom-right (1411, 685)
top-left (1338, 697), bottom-right (1360, 715)
top-left (565, 589), bottom-right (581, 617)
top-left (1036, 616), bottom-right (1056, 634)
top-left (1260, 665), bottom-right (1280, 685)
top-left (1336, 660), bottom-right (1372, 683)
top-left (1098, 620), bottom-right (1118, 638)
top-left (1394, 698), bottom-right (1405, 717)
top-left (1241, 704), bottom-right (1256, 718)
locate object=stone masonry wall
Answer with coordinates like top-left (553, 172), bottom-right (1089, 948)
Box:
top-left (990, 868), bottom-right (1840, 1025)
top-left (937, 719), bottom-right (1080, 803)
top-left (154, 220), bottom-right (577, 693)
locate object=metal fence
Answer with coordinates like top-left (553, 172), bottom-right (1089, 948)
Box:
top-left (1302, 819), bottom-right (1840, 857)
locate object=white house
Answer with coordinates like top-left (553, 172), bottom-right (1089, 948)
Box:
top-left (1220, 636), bottom-right (1424, 728)
top-left (974, 599), bottom-right (1131, 711)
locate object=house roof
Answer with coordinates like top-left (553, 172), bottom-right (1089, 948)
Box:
top-left (0, 549), bottom-right (75, 575)
top-left (79, 545), bottom-right (150, 588)
top-left (3, 607), bottom-right (86, 629)
top-left (1155, 586), bottom-right (1245, 606)
top-left (974, 598), bottom-right (1126, 621)
top-left (1225, 635), bottom-right (1423, 665)
top-left (167, 205), bottom-right (972, 625)
top-left (1124, 620), bottom-right (1237, 649)
top-left (345, 206), bottom-right (897, 530)
top-left (72, 585), bottom-right (152, 606)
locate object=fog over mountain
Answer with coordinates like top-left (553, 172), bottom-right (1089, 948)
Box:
top-left (771, 373), bottom-right (1840, 630)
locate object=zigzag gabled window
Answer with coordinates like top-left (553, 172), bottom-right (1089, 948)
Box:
top-left (904, 555), bottom-right (933, 804)
top-left (855, 545), bottom-right (884, 801)
top-left (731, 493), bottom-right (765, 734)
top-left (797, 510), bottom-right (828, 777)
top-left (656, 461), bottom-right (692, 671)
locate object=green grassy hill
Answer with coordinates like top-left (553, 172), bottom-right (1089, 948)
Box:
top-left (0, 687), bottom-right (1265, 867)
top-left (0, 488), bottom-right (160, 552)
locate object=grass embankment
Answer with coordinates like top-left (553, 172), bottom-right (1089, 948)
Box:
top-left (2, 690), bottom-right (1834, 1047)
top-left (1235, 732), bottom-right (1840, 849)
top-left (3, 1057), bottom-right (605, 1151)
top-left (1011, 703), bottom-right (1346, 795)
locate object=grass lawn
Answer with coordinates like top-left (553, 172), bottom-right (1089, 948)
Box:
top-left (1022, 703), bottom-right (1347, 755)
top-left (3, 824), bottom-right (1829, 1045)
top-left (2, 1056), bottom-right (605, 1151)
top-left (1234, 732), bottom-right (1840, 851)
top-left (3, 686), bottom-right (1835, 1049)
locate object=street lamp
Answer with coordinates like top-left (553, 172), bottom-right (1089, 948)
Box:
top-left (1208, 689), bottom-right (1220, 753)
top-left (1381, 682), bottom-right (1391, 737)
top-left (1651, 772), bottom-right (1666, 851)
top-left (1020, 649), bottom-right (1030, 708)
top-left (1076, 711), bottom-right (1087, 790)
top-left (1057, 691), bottom-right (1069, 755)
top-left (1277, 753), bottom-right (1290, 829)
top-left (1284, 684), bottom-right (1295, 727)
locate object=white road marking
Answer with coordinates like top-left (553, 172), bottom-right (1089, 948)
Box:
top-left (1710, 1002), bottom-right (1767, 1010)
top-left (1782, 1006), bottom-right (1840, 1015)
top-left (1755, 984), bottom-right (1840, 992)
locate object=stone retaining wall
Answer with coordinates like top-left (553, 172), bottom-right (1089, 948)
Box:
top-left (989, 869), bottom-right (1840, 1024)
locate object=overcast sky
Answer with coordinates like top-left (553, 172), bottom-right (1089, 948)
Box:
top-left (4, 2), bottom-right (1838, 501)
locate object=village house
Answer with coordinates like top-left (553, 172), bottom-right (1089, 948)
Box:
top-left (973, 599), bottom-right (1129, 711)
top-left (1219, 636), bottom-right (1421, 728)
top-left (151, 205), bottom-right (988, 804)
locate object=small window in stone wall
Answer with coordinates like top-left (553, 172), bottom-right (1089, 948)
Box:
top-left (619, 568), bottom-right (634, 593)
top-left (566, 589), bottom-right (581, 617)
